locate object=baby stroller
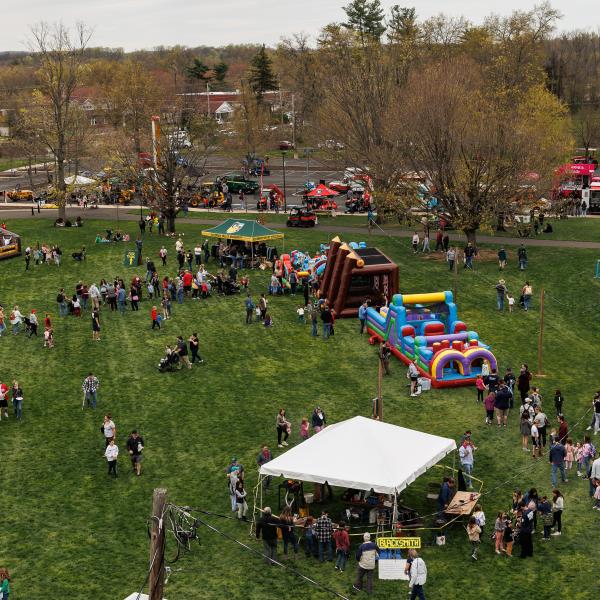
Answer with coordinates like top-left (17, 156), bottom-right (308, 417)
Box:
top-left (223, 279), bottom-right (241, 296)
top-left (22, 317), bottom-right (34, 335)
top-left (158, 351), bottom-right (180, 372)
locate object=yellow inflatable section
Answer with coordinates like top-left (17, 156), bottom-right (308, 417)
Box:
top-left (399, 292), bottom-right (447, 305)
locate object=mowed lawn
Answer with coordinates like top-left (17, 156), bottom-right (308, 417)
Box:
top-left (0, 217), bottom-right (599, 600)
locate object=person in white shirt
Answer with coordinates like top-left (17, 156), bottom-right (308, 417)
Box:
top-left (407, 362), bottom-right (420, 396)
top-left (104, 439), bottom-right (118, 477)
top-left (102, 414), bottom-right (116, 447)
top-left (408, 549), bottom-right (427, 599)
top-left (9, 305), bottom-right (22, 335)
top-left (89, 283), bottom-right (100, 310)
top-left (194, 245), bottom-right (202, 266)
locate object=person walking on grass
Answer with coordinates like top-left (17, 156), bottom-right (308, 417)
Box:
top-left (522, 281), bottom-right (533, 311)
top-left (549, 436), bottom-right (568, 487)
top-left (176, 336), bottom-right (192, 369)
top-left (104, 438), bottom-right (118, 477)
top-left (245, 294), bottom-right (254, 324)
top-left (551, 489), bottom-right (564, 536)
top-left (467, 516), bottom-right (481, 560)
top-left (151, 306), bottom-right (160, 329)
top-left (379, 341), bottom-right (391, 376)
top-left (257, 445), bottom-right (273, 491)
top-left (459, 438), bottom-right (475, 489)
top-left (0, 305), bottom-right (6, 338)
top-left (0, 568), bottom-right (11, 600)
top-left (446, 247), bottom-right (456, 272)
top-left (189, 333), bottom-right (203, 364)
top-left (259, 293), bottom-right (268, 321)
top-left (518, 244), bottom-right (527, 270)
top-left (82, 373), bottom-right (99, 409)
top-left (408, 549), bottom-right (427, 600)
top-left (315, 510), bottom-right (334, 563)
top-left (13, 383), bottom-right (23, 421)
top-left (9, 305), bottom-right (22, 335)
top-left (279, 507), bottom-right (299, 557)
top-left (235, 480), bottom-right (249, 522)
top-left (353, 532), bottom-right (379, 593)
top-left (422, 232), bottom-right (431, 253)
top-left (411, 231), bottom-right (419, 254)
top-left (256, 507), bottom-right (280, 565)
top-left (464, 242), bottom-right (475, 269)
top-left (127, 430), bottom-right (144, 476)
top-left (498, 247), bottom-right (507, 270)
top-left (495, 279), bottom-right (507, 311)
top-left (91, 308), bottom-right (101, 341)
top-left (358, 301), bottom-right (368, 334)
top-left (276, 408), bottom-right (290, 448)
top-left (333, 522), bottom-right (350, 572)
top-left (102, 413), bottom-right (116, 447)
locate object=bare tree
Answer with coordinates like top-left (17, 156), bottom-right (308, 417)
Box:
top-left (400, 57), bottom-right (570, 244)
top-left (28, 22), bottom-right (92, 219)
top-left (315, 26), bottom-right (412, 219)
top-left (113, 107), bottom-right (218, 233)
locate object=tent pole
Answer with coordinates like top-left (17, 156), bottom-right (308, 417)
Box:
top-left (392, 493), bottom-right (398, 531)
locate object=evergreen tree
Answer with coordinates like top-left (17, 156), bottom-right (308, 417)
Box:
top-left (248, 45), bottom-right (278, 99)
top-left (187, 58), bottom-right (210, 81)
top-left (387, 6), bottom-right (419, 44)
top-left (343, 0), bottom-right (386, 42)
top-left (213, 61), bottom-right (229, 83)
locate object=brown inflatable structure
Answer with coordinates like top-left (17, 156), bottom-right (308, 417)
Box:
top-left (319, 236), bottom-right (399, 318)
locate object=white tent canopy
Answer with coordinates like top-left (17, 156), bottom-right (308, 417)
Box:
top-left (260, 416), bottom-right (456, 495)
top-left (65, 175), bottom-right (96, 185)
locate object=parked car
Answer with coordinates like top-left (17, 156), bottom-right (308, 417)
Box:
top-left (286, 207), bottom-right (317, 227)
top-left (220, 172), bottom-right (259, 194)
top-left (278, 140), bottom-right (295, 150)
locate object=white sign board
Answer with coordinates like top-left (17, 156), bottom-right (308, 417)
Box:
top-left (378, 558), bottom-right (409, 580)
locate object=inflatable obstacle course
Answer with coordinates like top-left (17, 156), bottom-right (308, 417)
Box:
top-left (366, 291), bottom-right (497, 388)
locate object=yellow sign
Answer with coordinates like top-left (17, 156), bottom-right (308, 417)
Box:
top-left (377, 537), bottom-right (421, 549)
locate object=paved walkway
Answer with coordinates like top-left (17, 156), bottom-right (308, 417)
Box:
top-left (2, 205), bottom-right (600, 250)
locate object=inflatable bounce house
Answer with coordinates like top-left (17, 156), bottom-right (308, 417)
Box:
top-left (319, 236), bottom-right (399, 318)
top-left (367, 291), bottom-right (497, 388)
top-left (0, 227), bottom-right (21, 260)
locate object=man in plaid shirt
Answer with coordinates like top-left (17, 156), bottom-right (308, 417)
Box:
top-left (314, 509), bottom-right (334, 562)
top-left (82, 372), bottom-right (100, 409)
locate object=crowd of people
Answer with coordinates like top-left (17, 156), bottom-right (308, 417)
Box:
top-left (4, 214), bottom-right (600, 599)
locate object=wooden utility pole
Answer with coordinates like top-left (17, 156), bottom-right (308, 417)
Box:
top-left (149, 488), bottom-right (167, 600)
top-left (453, 248), bottom-right (458, 301)
top-left (536, 288), bottom-right (545, 376)
top-left (374, 353), bottom-right (383, 421)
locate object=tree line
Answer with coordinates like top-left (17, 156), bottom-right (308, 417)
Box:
top-left (0, 2), bottom-right (598, 238)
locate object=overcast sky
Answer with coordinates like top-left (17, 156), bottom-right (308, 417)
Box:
top-left (2, 0), bottom-right (597, 52)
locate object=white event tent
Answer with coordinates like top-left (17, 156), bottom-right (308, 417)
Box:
top-left (65, 175), bottom-right (96, 185)
top-left (259, 416), bottom-right (456, 495)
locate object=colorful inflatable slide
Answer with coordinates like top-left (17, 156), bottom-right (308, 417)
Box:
top-left (366, 291), bottom-right (497, 388)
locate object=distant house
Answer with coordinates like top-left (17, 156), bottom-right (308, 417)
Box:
top-left (178, 90), bottom-right (279, 122)
top-left (70, 87), bottom-right (110, 128)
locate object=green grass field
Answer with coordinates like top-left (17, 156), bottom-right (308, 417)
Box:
top-left (0, 217), bottom-right (598, 599)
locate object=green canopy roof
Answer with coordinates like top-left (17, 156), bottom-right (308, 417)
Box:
top-left (202, 219), bottom-right (284, 242)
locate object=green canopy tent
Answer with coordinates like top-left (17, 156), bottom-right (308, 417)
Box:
top-left (201, 219), bottom-right (284, 267)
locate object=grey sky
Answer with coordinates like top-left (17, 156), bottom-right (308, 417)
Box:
top-left (2, 0), bottom-right (597, 52)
